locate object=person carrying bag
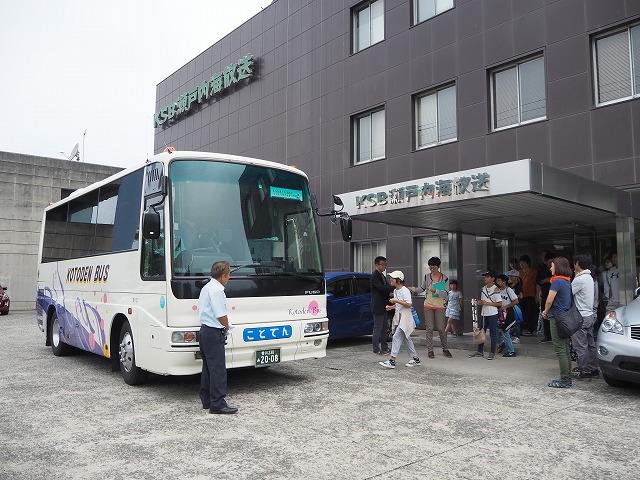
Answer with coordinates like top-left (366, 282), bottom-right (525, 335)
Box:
top-left (542, 256), bottom-right (577, 389)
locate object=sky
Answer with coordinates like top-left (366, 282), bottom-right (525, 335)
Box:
top-left (0, 0), bottom-right (273, 168)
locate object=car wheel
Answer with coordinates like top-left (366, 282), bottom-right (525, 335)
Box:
top-left (118, 322), bottom-right (149, 386)
top-left (50, 311), bottom-right (72, 356)
top-left (602, 372), bottom-right (636, 388)
top-left (0, 311), bottom-right (7, 315)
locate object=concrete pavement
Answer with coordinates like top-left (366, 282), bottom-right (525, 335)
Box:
top-left (1, 310), bottom-right (639, 479)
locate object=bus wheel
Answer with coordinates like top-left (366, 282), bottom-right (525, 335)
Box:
top-left (50, 311), bottom-right (72, 356)
top-left (118, 322), bottom-right (149, 385)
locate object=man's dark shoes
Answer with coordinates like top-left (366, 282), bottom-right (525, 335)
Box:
top-left (209, 406), bottom-right (238, 414)
top-left (575, 372), bottom-right (591, 381)
top-left (202, 404), bottom-right (210, 409)
top-left (502, 351), bottom-right (516, 357)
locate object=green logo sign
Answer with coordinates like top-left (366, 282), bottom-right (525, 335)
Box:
top-left (154, 53), bottom-right (255, 128)
top-left (270, 186), bottom-right (303, 201)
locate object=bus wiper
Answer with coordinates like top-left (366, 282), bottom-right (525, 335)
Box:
top-left (230, 263), bottom-right (263, 273)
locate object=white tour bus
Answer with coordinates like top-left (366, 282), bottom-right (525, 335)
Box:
top-left (36, 151), bottom-right (330, 384)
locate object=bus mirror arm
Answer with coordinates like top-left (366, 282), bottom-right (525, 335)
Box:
top-left (311, 194), bottom-right (352, 242)
top-left (142, 206), bottom-right (161, 240)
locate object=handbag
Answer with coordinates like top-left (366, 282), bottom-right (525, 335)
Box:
top-left (472, 321), bottom-right (486, 344)
top-left (555, 303), bottom-right (583, 339)
top-left (411, 306), bottom-right (421, 326)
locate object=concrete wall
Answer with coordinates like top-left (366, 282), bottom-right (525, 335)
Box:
top-left (0, 152), bottom-right (121, 310)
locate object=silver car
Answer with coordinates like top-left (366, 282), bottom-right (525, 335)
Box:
top-left (597, 290), bottom-right (640, 388)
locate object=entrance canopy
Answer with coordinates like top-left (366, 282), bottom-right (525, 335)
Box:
top-left (337, 159), bottom-right (640, 241)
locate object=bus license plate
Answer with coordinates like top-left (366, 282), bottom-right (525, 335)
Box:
top-left (256, 348), bottom-right (280, 366)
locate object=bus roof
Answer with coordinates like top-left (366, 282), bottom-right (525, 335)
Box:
top-left (45, 151), bottom-right (309, 210)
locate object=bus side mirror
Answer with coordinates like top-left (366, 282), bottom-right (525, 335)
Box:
top-left (142, 208), bottom-right (161, 240)
top-left (339, 214), bottom-right (352, 242)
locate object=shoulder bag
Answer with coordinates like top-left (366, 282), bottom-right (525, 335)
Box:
top-left (555, 303), bottom-right (583, 339)
top-left (472, 321), bottom-right (486, 344)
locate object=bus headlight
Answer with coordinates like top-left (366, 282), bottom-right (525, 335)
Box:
top-left (172, 331), bottom-right (198, 343)
top-left (304, 321), bottom-right (328, 334)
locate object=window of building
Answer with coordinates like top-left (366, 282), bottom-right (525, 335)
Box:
top-left (354, 241), bottom-right (386, 273)
top-left (354, 108), bottom-right (385, 164)
top-left (593, 24), bottom-right (640, 106)
top-left (353, 0), bottom-right (384, 53)
top-left (417, 236), bottom-right (449, 285)
top-left (490, 56), bottom-right (546, 131)
top-left (415, 84), bottom-right (457, 149)
top-left (414, 0), bottom-right (454, 25)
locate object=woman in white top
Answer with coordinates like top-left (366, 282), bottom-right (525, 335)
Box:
top-left (469, 270), bottom-right (503, 360)
top-left (379, 271), bottom-right (421, 369)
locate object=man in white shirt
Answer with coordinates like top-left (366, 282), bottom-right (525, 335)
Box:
top-left (572, 254), bottom-right (599, 381)
top-left (199, 261), bottom-right (238, 414)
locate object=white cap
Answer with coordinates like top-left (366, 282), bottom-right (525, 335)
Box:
top-left (388, 270), bottom-right (404, 281)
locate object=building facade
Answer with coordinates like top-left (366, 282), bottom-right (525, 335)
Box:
top-left (153, 0), bottom-right (640, 328)
top-left (0, 152), bottom-right (121, 310)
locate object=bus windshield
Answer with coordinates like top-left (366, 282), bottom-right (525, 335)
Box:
top-left (170, 160), bottom-right (323, 277)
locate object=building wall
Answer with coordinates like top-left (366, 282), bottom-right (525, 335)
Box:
top-left (154, 0), bottom-right (640, 280)
top-left (0, 152), bottom-right (121, 310)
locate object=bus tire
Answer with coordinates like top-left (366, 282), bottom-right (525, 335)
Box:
top-left (118, 321), bottom-right (149, 386)
top-left (50, 311), bottom-right (72, 356)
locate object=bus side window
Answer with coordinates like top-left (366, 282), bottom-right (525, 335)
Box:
top-left (142, 208), bottom-right (165, 278)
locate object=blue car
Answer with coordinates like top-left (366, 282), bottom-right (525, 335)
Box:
top-left (325, 272), bottom-right (374, 340)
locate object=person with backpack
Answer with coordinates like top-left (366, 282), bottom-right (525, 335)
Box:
top-left (410, 256), bottom-right (452, 359)
top-left (379, 271), bottom-right (421, 369)
top-left (542, 256), bottom-right (574, 389)
top-left (495, 274), bottom-right (518, 357)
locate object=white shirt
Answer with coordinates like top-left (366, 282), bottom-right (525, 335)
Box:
top-left (603, 266), bottom-right (619, 303)
top-left (199, 278), bottom-right (227, 328)
top-left (498, 287), bottom-right (517, 307)
top-left (572, 269), bottom-right (594, 317)
top-left (393, 286), bottom-right (415, 338)
top-left (480, 284), bottom-right (501, 316)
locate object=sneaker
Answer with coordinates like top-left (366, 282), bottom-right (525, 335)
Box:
top-left (469, 352), bottom-right (484, 358)
top-left (590, 370), bottom-right (600, 379)
top-left (405, 358), bottom-right (421, 367)
top-left (512, 337), bottom-right (520, 344)
top-left (379, 360), bottom-right (396, 369)
top-left (443, 349), bottom-right (452, 358)
top-left (497, 344), bottom-right (505, 354)
top-left (548, 379), bottom-right (572, 388)
top-left (487, 353), bottom-right (495, 360)
top-left (428, 351), bottom-right (435, 359)
top-left (381, 349), bottom-right (391, 355)
top-left (539, 338), bottom-right (552, 343)
top-left (502, 351), bottom-right (516, 357)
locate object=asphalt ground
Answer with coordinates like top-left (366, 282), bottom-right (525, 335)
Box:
top-left (1, 310), bottom-right (639, 480)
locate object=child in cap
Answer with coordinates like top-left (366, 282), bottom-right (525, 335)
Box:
top-left (379, 271), bottom-right (421, 369)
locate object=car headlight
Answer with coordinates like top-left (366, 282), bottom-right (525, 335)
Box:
top-left (171, 331), bottom-right (198, 343)
top-left (601, 312), bottom-right (624, 335)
